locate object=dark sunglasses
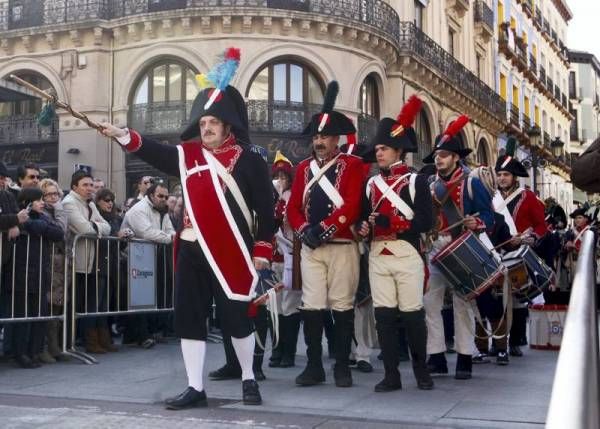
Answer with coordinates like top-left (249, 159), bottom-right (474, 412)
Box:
top-left (27, 174), bottom-right (40, 180)
top-left (102, 198), bottom-right (114, 203)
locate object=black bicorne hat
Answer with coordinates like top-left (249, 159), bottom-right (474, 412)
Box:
top-left (422, 115), bottom-right (472, 164)
top-left (569, 207), bottom-right (592, 220)
top-left (494, 137), bottom-right (529, 177)
top-left (303, 81), bottom-right (356, 137)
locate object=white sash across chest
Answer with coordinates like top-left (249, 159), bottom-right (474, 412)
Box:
top-left (370, 173), bottom-right (415, 220)
top-left (303, 157), bottom-right (344, 209)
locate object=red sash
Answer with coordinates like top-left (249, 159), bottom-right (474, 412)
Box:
top-left (177, 142), bottom-right (257, 301)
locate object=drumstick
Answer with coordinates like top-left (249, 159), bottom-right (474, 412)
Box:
top-left (492, 227), bottom-right (534, 250)
top-left (252, 283), bottom-right (284, 306)
top-left (439, 212), bottom-right (480, 234)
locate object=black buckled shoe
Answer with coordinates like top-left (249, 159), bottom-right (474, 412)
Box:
top-left (242, 379), bottom-right (262, 405)
top-left (295, 364), bottom-right (326, 386)
top-left (426, 353), bottom-right (448, 375)
top-left (253, 366), bottom-right (266, 381)
top-left (496, 351), bottom-right (510, 365)
top-left (509, 346), bottom-right (523, 357)
top-left (355, 360), bottom-right (373, 373)
top-left (374, 372), bottom-right (402, 393)
top-left (333, 363), bottom-right (353, 387)
top-left (209, 365), bottom-right (242, 380)
top-left (165, 387), bottom-right (207, 410)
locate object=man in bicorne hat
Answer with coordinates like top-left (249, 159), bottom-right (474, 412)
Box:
top-left (357, 95), bottom-right (435, 392)
top-left (287, 81), bottom-right (366, 388)
top-left (422, 116), bottom-right (495, 381)
top-left (494, 142), bottom-right (547, 357)
top-left (101, 48), bottom-right (274, 408)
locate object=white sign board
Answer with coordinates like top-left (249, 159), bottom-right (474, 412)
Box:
top-left (128, 241), bottom-right (156, 310)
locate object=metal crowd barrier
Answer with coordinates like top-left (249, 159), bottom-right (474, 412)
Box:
top-left (546, 229), bottom-right (600, 428)
top-left (0, 231), bottom-right (67, 324)
top-left (68, 234), bottom-right (174, 364)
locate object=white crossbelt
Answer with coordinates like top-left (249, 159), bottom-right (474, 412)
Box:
top-left (203, 149), bottom-right (253, 230)
top-left (304, 157), bottom-right (344, 209)
top-left (492, 189), bottom-right (522, 235)
top-left (371, 173), bottom-right (414, 220)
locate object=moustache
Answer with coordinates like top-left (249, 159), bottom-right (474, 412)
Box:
top-left (314, 144), bottom-right (326, 150)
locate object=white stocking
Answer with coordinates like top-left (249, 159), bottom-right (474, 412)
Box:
top-left (181, 339), bottom-right (206, 392)
top-left (231, 334), bottom-right (255, 381)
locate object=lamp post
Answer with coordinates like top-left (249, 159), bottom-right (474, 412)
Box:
top-left (522, 127), bottom-right (545, 194)
top-left (551, 137), bottom-right (565, 159)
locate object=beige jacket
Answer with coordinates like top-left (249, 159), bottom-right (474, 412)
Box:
top-left (63, 191), bottom-right (111, 274)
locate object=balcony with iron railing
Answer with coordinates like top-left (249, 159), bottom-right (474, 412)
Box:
top-left (547, 77), bottom-right (554, 93)
top-left (534, 7), bottom-right (542, 28)
top-left (0, 114), bottom-right (59, 145)
top-left (570, 121), bottom-right (579, 141)
top-left (357, 113), bottom-right (379, 145)
top-left (543, 131), bottom-right (551, 147)
top-left (522, 114), bottom-right (531, 132)
top-left (129, 101), bottom-right (193, 135)
top-left (247, 100), bottom-right (321, 134)
top-left (397, 21), bottom-right (505, 120)
top-left (529, 54), bottom-right (537, 74)
top-left (509, 103), bottom-right (520, 127)
top-left (539, 67), bottom-right (546, 86)
top-left (0, 0), bottom-right (401, 46)
top-left (474, 0), bottom-right (494, 39)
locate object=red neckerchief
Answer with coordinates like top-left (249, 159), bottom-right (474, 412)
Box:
top-left (437, 165), bottom-right (464, 207)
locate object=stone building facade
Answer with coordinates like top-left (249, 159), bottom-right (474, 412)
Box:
top-left (0, 0), bottom-right (504, 200)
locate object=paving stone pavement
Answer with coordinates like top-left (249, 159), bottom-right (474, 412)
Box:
top-left (0, 339), bottom-right (557, 428)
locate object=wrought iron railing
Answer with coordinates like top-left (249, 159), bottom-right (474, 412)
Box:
top-left (474, 0), bottom-right (493, 31)
top-left (522, 114), bottom-right (531, 132)
top-left (397, 21), bottom-right (505, 120)
top-left (509, 103), bottom-right (520, 127)
top-left (247, 100), bottom-right (321, 134)
top-left (529, 54), bottom-right (537, 74)
top-left (0, 114), bottom-right (58, 144)
top-left (543, 131), bottom-right (550, 146)
top-left (129, 101), bottom-right (193, 135)
top-left (534, 7), bottom-right (542, 27)
top-left (1, 0), bottom-right (400, 42)
top-left (357, 113), bottom-right (378, 145)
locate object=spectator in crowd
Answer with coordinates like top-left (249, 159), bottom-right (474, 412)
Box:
top-left (11, 187), bottom-right (64, 368)
top-left (170, 196), bottom-right (184, 231)
top-left (0, 162), bottom-right (29, 361)
top-left (62, 170), bottom-right (112, 354)
top-left (39, 179), bottom-right (69, 363)
top-left (8, 163), bottom-right (40, 199)
top-left (135, 176), bottom-right (153, 203)
top-left (121, 182), bottom-right (175, 347)
top-left (93, 178), bottom-right (105, 196)
top-left (95, 188), bottom-right (129, 351)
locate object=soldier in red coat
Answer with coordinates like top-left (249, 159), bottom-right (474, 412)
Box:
top-left (287, 81), bottom-right (366, 387)
top-left (357, 96), bottom-right (434, 392)
top-left (100, 49), bottom-right (274, 409)
top-left (494, 143), bottom-right (548, 357)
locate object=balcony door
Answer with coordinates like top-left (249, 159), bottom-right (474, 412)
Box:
top-left (246, 61), bottom-right (323, 134)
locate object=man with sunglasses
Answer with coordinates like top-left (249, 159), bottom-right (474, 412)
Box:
top-left (7, 163), bottom-right (40, 200)
top-left (121, 182), bottom-right (175, 244)
top-left (135, 176), bottom-right (154, 204)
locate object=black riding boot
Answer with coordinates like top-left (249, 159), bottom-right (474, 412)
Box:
top-left (401, 309), bottom-right (434, 390)
top-left (332, 309), bottom-right (354, 387)
top-left (455, 353), bottom-right (472, 380)
top-left (253, 306), bottom-right (268, 381)
top-left (295, 310), bottom-right (325, 386)
top-left (374, 307), bottom-right (402, 392)
top-left (426, 352), bottom-right (448, 374)
top-left (280, 312), bottom-right (301, 367)
top-left (323, 310), bottom-right (335, 359)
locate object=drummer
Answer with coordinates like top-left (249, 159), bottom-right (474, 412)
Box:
top-left (422, 115), bottom-right (495, 381)
top-left (494, 139), bottom-right (547, 358)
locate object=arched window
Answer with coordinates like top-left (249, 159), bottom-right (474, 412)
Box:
top-left (0, 71), bottom-right (53, 118)
top-left (246, 60), bottom-right (323, 133)
top-left (414, 110), bottom-right (432, 169)
top-left (129, 59), bottom-right (198, 135)
top-left (476, 138), bottom-right (489, 166)
top-left (357, 74), bottom-right (380, 144)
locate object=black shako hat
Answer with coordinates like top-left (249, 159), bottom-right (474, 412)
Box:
top-left (422, 115), bottom-right (471, 164)
top-left (303, 81), bottom-right (356, 137)
top-left (495, 137), bottom-right (529, 177)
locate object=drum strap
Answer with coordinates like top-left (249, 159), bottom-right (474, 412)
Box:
top-left (469, 267), bottom-right (514, 340)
